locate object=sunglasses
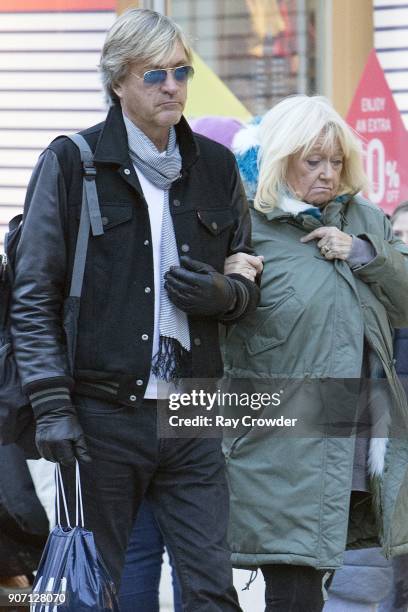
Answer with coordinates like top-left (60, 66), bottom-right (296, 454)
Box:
top-left (131, 65), bottom-right (194, 86)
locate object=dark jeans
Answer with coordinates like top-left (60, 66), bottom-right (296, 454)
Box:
top-left (119, 498), bottom-right (182, 612)
top-left (261, 565), bottom-right (332, 612)
top-left (61, 396), bottom-right (241, 612)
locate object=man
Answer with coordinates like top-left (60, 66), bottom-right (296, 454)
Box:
top-left (11, 8), bottom-right (260, 610)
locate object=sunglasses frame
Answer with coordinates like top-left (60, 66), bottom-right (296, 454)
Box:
top-left (130, 65), bottom-right (194, 86)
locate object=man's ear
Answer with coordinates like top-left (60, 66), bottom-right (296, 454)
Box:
top-left (112, 82), bottom-right (123, 100)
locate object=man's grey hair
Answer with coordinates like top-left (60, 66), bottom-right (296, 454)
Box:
top-left (100, 8), bottom-right (193, 104)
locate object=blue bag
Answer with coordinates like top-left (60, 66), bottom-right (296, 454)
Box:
top-left (30, 463), bottom-right (119, 612)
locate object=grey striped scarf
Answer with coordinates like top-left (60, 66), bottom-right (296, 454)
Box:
top-left (123, 114), bottom-right (191, 381)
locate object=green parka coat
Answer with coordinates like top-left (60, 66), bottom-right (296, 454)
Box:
top-left (223, 195), bottom-right (408, 570)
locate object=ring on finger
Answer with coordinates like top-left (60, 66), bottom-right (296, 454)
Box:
top-left (321, 245), bottom-right (330, 255)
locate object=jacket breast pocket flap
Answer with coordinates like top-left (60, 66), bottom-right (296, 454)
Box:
top-left (197, 208), bottom-right (235, 236)
top-left (99, 204), bottom-right (133, 230)
top-left (76, 202), bottom-right (133, 231)
top-left (76, 203), bottom-right (133, 230)
top-left (246, 292), bottom-right (305, 355)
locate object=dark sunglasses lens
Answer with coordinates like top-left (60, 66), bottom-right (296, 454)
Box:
top-left (174, 66), bottom-right (194, 81)
top-left (144, 69), bottom-right (167, 84)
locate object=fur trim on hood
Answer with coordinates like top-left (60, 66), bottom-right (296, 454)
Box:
top-left (231, 117), bottom-right (261, 201)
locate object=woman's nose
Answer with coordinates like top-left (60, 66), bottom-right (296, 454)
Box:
top-left (320, 161), bottom-right (335, 179)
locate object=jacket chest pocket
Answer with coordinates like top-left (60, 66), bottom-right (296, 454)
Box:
top-left (196, 208), bottom-right (235, 266)
top-left (77, 202), bottom-right (133, 230)
top-left (246, 291), bottom-right (305, 356)
top-left (84, 203), bottom-right (134, 268)
top-left (99, 203), bottom-right (133, 231)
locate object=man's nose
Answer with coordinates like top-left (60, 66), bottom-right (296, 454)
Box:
top-left (161, 71), bottom-right (179, 94)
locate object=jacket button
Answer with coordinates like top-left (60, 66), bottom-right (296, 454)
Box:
top-left (145, 286), bottom-right (151, 293)
top-left (129, 395), bottom-right (137, 401)
top-left (144, 240), bottom-right (150, 246)
top-left (102, 216), bottom-right (109, 226)
top-left (124, 168), bottom-right (131, 175)
top-left (142, 334), bottom-right (149, 341)
top-left (181, 244), bottom-right (190, 253)
top-left (136, 379), bottom-right (143, 386)
top-left (193, 337), bottom-right (201, 346)
top-left (173, 199), bottom-right (181, 207)
top-left (211, 221), bottom-right (218, 231)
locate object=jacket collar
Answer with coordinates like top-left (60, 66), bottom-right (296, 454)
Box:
top-left (93, 102), bottom-right (200, 171)
top-left (263, 194), bottom-right (353, 231)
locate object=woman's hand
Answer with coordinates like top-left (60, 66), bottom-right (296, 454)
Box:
top-left (224, 253), bottom-right (264, 281)
top-left (301, 227), bottom-right (353, 260)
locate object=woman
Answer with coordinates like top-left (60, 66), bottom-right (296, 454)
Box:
top-left (223, 95), bottom-right (408, 612)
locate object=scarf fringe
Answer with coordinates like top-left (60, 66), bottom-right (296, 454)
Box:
top-left (152, 336), bottom-right (191, 382)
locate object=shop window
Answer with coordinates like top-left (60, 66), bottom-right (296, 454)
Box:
top-left (169, 0), bottom-right (319, 115)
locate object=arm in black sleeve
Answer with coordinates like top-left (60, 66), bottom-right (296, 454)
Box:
top-left (222, 159), bottom-right (260, 320)
top-left (10, 148), bottom-right (92, 464)
top-left (11, 148), bottom-right (74, 396)
top-left (219, 273), bottom-right (260, 323)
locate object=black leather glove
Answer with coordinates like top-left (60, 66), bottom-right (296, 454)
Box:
top-left (35, 405), bottom-right (91, 465)
top-left (164, 256), bottom-right (237, 317)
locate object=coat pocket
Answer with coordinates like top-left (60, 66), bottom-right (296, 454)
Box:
top-left (246, 291), bottom-right (305, 355)
top-left (196, 207), bottom-right (235, 268)
top-left (81, 203), bottom-right (134, 281)
top-left (196, 208), bottom-right (235, 236)
top-left (99, 203), bottom-right (133, 230)
top-left (76, 202), bottom-right (133, 230)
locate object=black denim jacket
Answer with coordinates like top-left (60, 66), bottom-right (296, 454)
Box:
top-left (11, 103), bottom-right (259, 408)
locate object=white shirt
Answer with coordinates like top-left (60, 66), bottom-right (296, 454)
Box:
top-left (134, 164), bottom-right (165, 399)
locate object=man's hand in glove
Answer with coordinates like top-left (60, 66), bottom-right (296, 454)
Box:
top-left (35, 405), bottom-right (91, 465)
top-left (164, 256), bottom-right (237, 317)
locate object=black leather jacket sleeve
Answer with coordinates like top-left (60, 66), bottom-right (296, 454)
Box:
top-left (10, 149), bottom-right (74, 394)
top-left (229, 160), bottom-right (255, 257)
top-left (222, 161), bottom-right (260, 321)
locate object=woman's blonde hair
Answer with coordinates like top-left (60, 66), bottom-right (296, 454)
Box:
top-left (254, 95), bottom-right (368, 212)
top-left (100, 8), bottom-right (193, 104)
